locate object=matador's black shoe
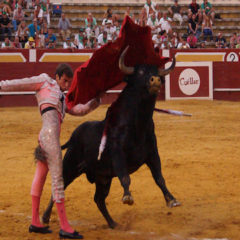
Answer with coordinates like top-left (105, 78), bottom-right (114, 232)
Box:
top-left (59, 229), bottom-right (84, 239)
top-left (29, 224), bottom-right (52, 234)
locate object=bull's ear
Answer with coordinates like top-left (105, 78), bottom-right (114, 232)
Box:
top-left (158, 56), bottom-right (176, 76)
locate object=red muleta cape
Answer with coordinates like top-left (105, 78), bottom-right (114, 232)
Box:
top-left (66, 16), bottom-right (170, 109)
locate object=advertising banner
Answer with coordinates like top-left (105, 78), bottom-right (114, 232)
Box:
top-left (165, 62), bottom-right (213, 100)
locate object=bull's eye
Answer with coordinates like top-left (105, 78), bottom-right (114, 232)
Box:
top-left (151, 77), bottom-right (154, 82)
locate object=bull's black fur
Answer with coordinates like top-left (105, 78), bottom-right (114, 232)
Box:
top-left (42, 63), bottom-right (180, 228)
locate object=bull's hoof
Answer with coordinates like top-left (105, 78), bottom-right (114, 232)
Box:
top-left (167, 199), bottom-right (181, 208)
top-left (122, 195), bottom-right (134, 205)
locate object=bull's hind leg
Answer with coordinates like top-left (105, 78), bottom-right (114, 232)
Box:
top-left (94, 177), bottom-right (117, 228)
top-left (146, 156), bottom-right (181, 208)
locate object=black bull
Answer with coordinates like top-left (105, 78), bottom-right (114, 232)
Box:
top-left (42, 49), bottom-right (180, 228)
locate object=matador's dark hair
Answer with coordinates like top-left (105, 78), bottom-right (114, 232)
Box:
top-left (55, 63), bottom-right (73, 78)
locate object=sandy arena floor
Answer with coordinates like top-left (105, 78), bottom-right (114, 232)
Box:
top-left (0, 100), bottom-right (240, 240)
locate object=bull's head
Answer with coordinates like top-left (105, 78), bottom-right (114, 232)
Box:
top-left (119, 46), bottom-right (175, 95)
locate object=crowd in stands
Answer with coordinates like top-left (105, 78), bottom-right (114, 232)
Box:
top-left (0, 0), bottom-right (240, 49)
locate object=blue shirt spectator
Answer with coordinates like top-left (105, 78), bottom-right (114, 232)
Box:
top-left (27, 18), bottom-right (40, 38)
top-left (45, 28), bottom-right (57, 48)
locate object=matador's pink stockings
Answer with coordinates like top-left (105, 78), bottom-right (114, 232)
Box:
top-left (31, 161), bottom-right (48, 227)
top-left (30, 161), bottom-right (74, 233)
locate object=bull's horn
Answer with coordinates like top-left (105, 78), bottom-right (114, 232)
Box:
top-left (158, 56), bottom-right (176, 76)
top-left (119, 46), bottom-right (134, 75)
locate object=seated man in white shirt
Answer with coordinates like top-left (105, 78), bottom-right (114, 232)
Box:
top-left (152, 31), bottom-right (162, 49)
top-left (147, 13), bottom-right (161, 35)
top-left (97, 31), bottom-right (109, 48)
top-left (159, 12), bottom-right (173, 36)
top-left (144, 0), bottom-right (157, 18)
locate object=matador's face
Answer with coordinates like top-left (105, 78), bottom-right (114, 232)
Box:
top-left (56, 73), bottom-right (72, 92)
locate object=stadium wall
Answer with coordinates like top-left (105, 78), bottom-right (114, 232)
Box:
top-left (0, 49), bottom-right (240, 107)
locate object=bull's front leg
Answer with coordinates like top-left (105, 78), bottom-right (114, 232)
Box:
top-left (111, 149), bottom-right (134, 205)
top-left (146, 153), bottom-right (181, 208)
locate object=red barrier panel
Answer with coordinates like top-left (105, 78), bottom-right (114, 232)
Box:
top-left (213, 62), bottom-right (240, 101)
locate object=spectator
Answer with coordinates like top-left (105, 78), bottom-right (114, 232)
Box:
top-left (160, 38), bottom-right (172, 49)
top-left (187, 32), bottom-right (198, 48)
top-left (112, 20), bottom-right (121, 40)
top-left (201, 0), bottom-right (215, 24)
top-left (12, 5), bottom-right (25, 31)
top-left (139, 7), bottom-right (148, 26)
top-left (188, 0), bottom-right (202, 24)
top-left (188, 13), bottom-right (201, 39)
top-left (1, 36), bottom-right (12, 48)
top-left (156, 11), bottom-right (162, 23)
top-left (160, 29), bottom-right (168, 42)
top-left (0, 1), bottom-right (12, 16)
top-left (103, 19), bottom-right (115, 39)
top-left (147, 13), bottom-right (161, 34)
top-left (80, 36), bottom-right (89, 49)
top-left (41, 21), bottom-right (48, 35)
top-left (201, 15), bottom-right (213, 42)
top-left (34, 4), bottom-right (44, 25)
top-left (87, 32), bottom-right (97, 49)
top-left (168, 0), bottom-right (183, 26)
top-left (170, 31), bottom-right (179, 48)
top-left (144, 0), bottom-right (157, 18)
top-left (15, 0), bottom-right (27, 9)
top-left (45, 28), bottom-right (56, 48)
top-left (198, 40), bottom-right (206, 48)
top-left (102, 8), bottom-right (118, 25)
top-left (124, 6), bottom-right (138, 23)
top-left (229, 32), bottom-right (238, 48)
top-left (97, 30), bottom-right (108, 48)
top-left (63, 37), bottom-right (73, 49)
top-left (25, 18), bottom-right (40, 38)
top-left (37, 27), bottom-right (46, 48)
top-left (58, 13), bottom-right (71, 41)
top-left (215, 32), bottom-right (226, 48)
top-left (236, 43), bottom-right (240, 49)
top-left (178, 35), bottom-right (190, 49)
top-left (159, 12), bottom-right (172, 36)
top-left (85, 12), bottom-right (97, 30)
top-left (40, 0), bottom-right (50, 25)
top-left (0, 12), bottom-right (11, 40)
top-left (152, 31), bottom-right (162, 49)
top-left (74, 27), bottom-right (85, 47)
top-left (12, 36), bottom-right (22, 48)
top-left (16, 20), bottom-right (28, 47)
top-left (24, 36), bottom-right (35, 48)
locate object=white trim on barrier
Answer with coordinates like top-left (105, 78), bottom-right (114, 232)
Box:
top-left (0, 91), bottom-right (35, 95)
top-left (214, 88), bottom-right (240, 92)
top-left (0, 90), bottom-right (122, 95)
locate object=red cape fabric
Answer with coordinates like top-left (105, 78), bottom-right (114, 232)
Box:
top-left (66, 16), bottom-right (170, 109)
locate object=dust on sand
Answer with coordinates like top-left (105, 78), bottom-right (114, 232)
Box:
top-left (0, 100), bottom-right (240, 240)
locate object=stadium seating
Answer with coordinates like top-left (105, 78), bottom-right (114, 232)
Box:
top-left (24, 0), bottom-right (240, 47)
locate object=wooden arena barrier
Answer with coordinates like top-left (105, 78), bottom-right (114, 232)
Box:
top-left (1, 49), bottom-right (240, 107)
